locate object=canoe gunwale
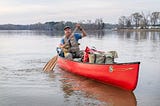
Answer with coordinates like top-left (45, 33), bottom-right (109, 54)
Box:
top-left (58, 56), bottom-right (140, 65)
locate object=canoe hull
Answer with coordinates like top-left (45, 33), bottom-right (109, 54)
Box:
top-left (57, 57), bottom-right (140, 91)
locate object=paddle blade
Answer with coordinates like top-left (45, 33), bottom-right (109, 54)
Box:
top-left (43, 55), bottom-right (58, 72)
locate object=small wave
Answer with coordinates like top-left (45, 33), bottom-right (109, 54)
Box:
top-left (0, 66), bottom-right (8, 70)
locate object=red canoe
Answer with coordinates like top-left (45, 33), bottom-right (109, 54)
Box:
top-left (57, 56), bottom-right (140, 91)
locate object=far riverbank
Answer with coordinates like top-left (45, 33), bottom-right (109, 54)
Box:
top-left (115, 28), bottom-right (160, 32)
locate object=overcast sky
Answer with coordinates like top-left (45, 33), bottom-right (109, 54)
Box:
top-left (0, 0), bottom-right (160, 24)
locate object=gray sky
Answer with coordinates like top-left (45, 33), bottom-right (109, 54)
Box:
top-left (0, 0), bottom-right (160, 24)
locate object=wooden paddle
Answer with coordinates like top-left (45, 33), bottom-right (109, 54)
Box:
top-left (43, 55), bottom-right (58, 72)
top-left (43, 26), bottom-right (78, 72)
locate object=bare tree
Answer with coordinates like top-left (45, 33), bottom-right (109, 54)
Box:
top-left (95, 18), bottom-right (104, 30)
top-left (140, 11), bottom-right (150, 28)
top-left (126, 16), bottom-right (132, 28)
top-left (131, 12), bottom-right (143, 28)
top-left (118, 16), bottom-right (127, 28)
top-left (151, 12), bottom-right (160, 26)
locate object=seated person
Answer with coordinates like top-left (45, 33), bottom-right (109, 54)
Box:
top-left (58, 24), bottom-right (87, 60)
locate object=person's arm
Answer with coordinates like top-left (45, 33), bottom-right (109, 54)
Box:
top-left (59, 44), bottom-right (65, 48)
top-left (59, 39), bottom-right (64, 48)
top-left (59, 43), bottom-right (70, 48)
top-left (59, 39), bottom-right (68, 49)
top-left (76, 24), bottom-right (87, 37)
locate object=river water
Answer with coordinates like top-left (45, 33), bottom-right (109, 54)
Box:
top-left (0, 30), bottom-right (160, 106)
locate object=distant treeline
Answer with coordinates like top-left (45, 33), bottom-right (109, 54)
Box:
top-left (118, 11), bottom-right (160, 29)
top-left (0, 19), bottom-right (116, 30)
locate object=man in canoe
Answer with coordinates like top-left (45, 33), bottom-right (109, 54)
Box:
top-left (58, 24), bottom-right (87, 59)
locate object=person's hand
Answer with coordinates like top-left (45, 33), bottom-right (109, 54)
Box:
top-left (76, 24), bottom-right (81, 29)
top-left (63, 44), bottom-right (69, 49)
top-left (76, 23), bottom-right (83, 31)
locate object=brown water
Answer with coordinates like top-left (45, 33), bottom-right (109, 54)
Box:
top-left (0, 30), bottom-right (160, 106)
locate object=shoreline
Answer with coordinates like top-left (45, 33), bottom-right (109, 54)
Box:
top-left (115, 28), bottom-right (160, 32)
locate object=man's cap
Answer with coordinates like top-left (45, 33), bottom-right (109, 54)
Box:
top-left (64, 26), bottom-right (71, 30)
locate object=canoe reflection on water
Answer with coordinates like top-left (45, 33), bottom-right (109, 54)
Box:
top-left (49, 66), bottom-right (137, 106)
